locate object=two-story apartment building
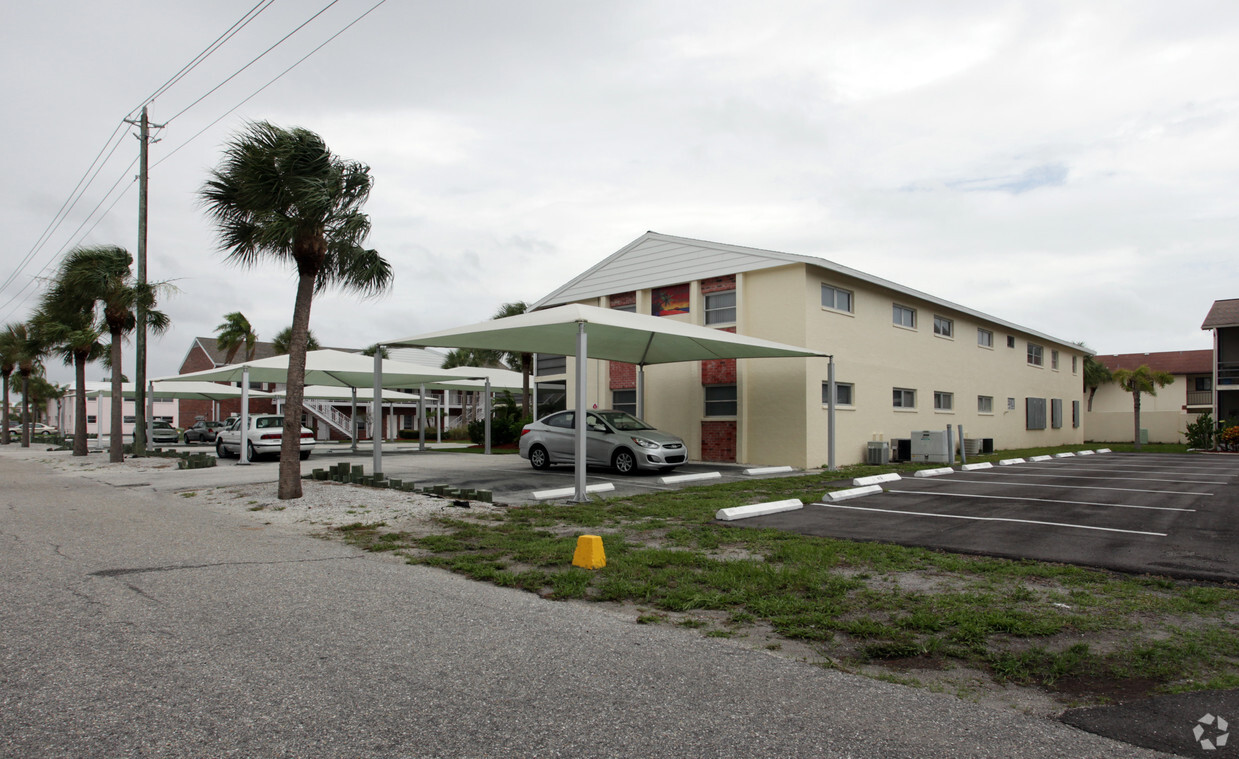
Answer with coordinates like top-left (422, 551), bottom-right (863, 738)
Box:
top-left (530, 232), bottom-right (1088, 468)
top-left (1202, 298), bottom-right (1239, 427)
top-left (1085, 350), bottom-right (1212, 444)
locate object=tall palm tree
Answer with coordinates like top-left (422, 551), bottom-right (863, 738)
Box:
top-left (0, 326), bottom-right (21, 445)
top-left (272, 326), bottom-right (320, 356)
top-left (201, 122), bottom-right (392, 499)
top-left (54, 246), bottom-right (170, 462)
top-left (3, 322), bottom-right (45, 448)
top-left (1112, 365), bottom-right (1174, 450)
top-left (493, 301), bottom-right (531, 416)
top-left (215, 311), bottom-right (258, 364)
top-left (1082, 353), bottom-right (1112, 412)
top-left (37, 247), bottom-right (115, 455)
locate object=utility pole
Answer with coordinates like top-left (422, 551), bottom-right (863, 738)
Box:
top-left (124, 106), bottom-right (163, 456)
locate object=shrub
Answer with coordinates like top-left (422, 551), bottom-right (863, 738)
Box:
top-left (1219, 424), bottom-right (1239, 451)
top-left (1185, 413), bottom-right (1214, 449)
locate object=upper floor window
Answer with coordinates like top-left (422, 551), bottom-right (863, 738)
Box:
top-left (1196, 377), bottom-right (1213, 391)
top-left (704, 290), bottom-right (736, 325)
top-left (1072, 355), bottom-right (1078, 374)
top-left (934, 391), bottom-right (953, 411)
top-left (933, 315), bottom-right (954, 338)
top-left (704, 384), bottom-right (738, 417)
top-left (893, 387), bottom-right (916, 409)
top-left (977, 328), bottom-right (993, 348)
top-left (1027, 343), bottom-right (1044, 367)
top-left (821, 284), bottom-right (853, 313)
top-left (822, 382), bottom-right (854, 407)
top-left (893, 304), bottom-right (917, 329)
top-left (1051, 350), bottom-right (1060, 370)
top-left (1007, 335), bottom-right (1016, 348)
top-left (612, 303), bottom-right (636, 313)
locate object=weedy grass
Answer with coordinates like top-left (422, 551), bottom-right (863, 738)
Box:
top-left (334, 445), bottom-right (1236, 704)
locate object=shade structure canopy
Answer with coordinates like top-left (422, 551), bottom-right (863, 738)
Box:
top-left (386, 303), bottom-right (826, 366)
top-left (280, 385), bottom-right (421, 403)
top-left (156, 349), bottom-right (475, 389)
top-left (385, 303), bottom-right (830, 501)
top-left (84, 381), bottom-right (274, 401)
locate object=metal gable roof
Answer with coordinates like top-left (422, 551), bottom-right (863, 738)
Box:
top-left (532, 231), bottom-right (1087, 353)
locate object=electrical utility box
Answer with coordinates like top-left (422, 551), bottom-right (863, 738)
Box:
top-left (910, 430), bottom-right (950, 463)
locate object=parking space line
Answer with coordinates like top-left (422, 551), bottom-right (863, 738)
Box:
top-left (949, 474), bottom-right (1211, 496)
top-left (814, 502), bottom-right (1168, 537)
top-left (1046, 463), bottom-right (1235, 475)
top-left (971, 469), bottom-right (1228, 485)
top-left (884, 489), bottom-right (1195, 512)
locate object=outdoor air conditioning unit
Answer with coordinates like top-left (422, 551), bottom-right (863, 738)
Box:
top-left (910, 430), bottom-right (950, 464)
top-left (866, 440), bottom-right (890, 465)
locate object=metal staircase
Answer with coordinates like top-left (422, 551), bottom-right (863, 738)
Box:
top-left (302, 399), bottom-right (354, 437)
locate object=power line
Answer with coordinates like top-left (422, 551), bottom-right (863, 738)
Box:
top-left (155, 0), bottom-right (389, 169)
top-left (165, 0), bottom-right (343, 126)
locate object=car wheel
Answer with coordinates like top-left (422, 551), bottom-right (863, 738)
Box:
top-left (299, 450), bottom-right (311, 461)
top-left (613, 449), bottom-right (637, 475)
top-left (216, 439), bottom-right (229, 458)
top-left (529, 444), bottom-right (550, 470)
top-left (246, 441), bottom-right (257, 461)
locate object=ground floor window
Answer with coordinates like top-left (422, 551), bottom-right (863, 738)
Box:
top-left (934, 391), bottom-right (953, 411)
top-left (612, 389), bottom-right (636, 415)
top-left (704, 384), bottom-right (737, 417)
top-left (822, 382), bottom-right (853, 407)
top-left (893, 388), bottom-right (916, 409)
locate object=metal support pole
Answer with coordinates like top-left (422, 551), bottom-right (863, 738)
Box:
top-left (958, 424), bottom-right (966, 466)
top-left (827, 356), bottom-right (836, 472)
top-left (372, 350), bottom-right (383, 477)
top-left (946, 424), bottom-right (954, 466)
top-left (238, 367), bottom-right (250, 465)
top-left (636, 365), bottom-right (645, 419)
top-left (484, 377), bottom-right (492, 455)
top-left (573, 322), bottom-right (588, 503)
top-left (418, 383), bottom-right (426, 451)
top-left (350, 387), bottom-right (358, 453)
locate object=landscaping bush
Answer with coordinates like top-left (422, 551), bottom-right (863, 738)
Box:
top-left (1219, 423), bottom-right (1239, 451)
top-left (1185, 413), bottom-right (1214, 449)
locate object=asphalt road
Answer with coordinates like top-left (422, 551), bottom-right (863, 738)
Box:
top-left (0, 447), bottom-right (1170, 758)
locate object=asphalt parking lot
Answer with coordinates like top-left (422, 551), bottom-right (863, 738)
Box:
top-left (731, 451), bottom-right (1239, 583)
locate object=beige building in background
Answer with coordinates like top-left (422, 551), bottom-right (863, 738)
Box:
top-left (1084, 351), bottom-right (1212, 445)
top-left (531, 232), bottom-right (1088, 468)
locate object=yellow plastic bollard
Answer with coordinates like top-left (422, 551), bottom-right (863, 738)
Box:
top-left (572, 535), bottom-right (606, 569)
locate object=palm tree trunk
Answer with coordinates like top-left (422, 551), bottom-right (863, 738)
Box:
top-left (73, 352), bottom-right (89, 456)
top-left (1132, 391), bottom-right (1142, 451)
top-left (277, 272), bottom-right (315, 499)
top-left (109, 332), bottom-right (124, 462)
top-left (1, 372), bottom-right (10, 445)
top-left (20, 371), bottom-right (31, 448)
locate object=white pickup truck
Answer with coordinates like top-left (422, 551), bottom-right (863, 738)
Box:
top-left (215, 414), bottom-right (315, 461)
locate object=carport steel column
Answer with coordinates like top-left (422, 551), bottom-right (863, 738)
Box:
top-left (573, 321), bottom-right (588, 502)
top-left (373, 349), bottom-right (383, 477)
top-left (238, 367), bottom-right (250, 465)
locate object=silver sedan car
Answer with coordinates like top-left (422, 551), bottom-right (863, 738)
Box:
top-left (518, 409), bottom-right (687, 474)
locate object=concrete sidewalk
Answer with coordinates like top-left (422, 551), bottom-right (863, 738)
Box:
top-left (0, 447), bottom-right (1168, 757)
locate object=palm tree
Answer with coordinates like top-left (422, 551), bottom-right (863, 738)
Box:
top-left (1111, 365), bottom-right (1174, 450)
top-left (361, 343), bottom-right (389, 359)
top-left (201, 121), bottom-right (392, 499)
top-left (53, 246), bottom-right (170, 462)
top-left (492, 301), bottom-right (531, 416)
top-left (1082, 353), bottom-right (1112, 412)
top-left (215, 311), bottom-right (258, 364)
top-left (0, 328), bottom-right (17, 445)
top-left (272, 326), bottom-right (320, 356)
top-left (3, 322), bottom-right (45, 448)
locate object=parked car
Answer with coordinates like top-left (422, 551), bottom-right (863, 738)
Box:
top-left (518, 409), bottom-right (687, 474)
top-left (183, 420), bottom-right (225, 443)
top-left (10, 422), bottom-right (57, 436)
top-left (149, 420), bottom-right (180, 444)
top-left (216, 414), bottom-right (315, 461)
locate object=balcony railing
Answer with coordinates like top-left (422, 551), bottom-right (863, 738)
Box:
top-left (1186, 391), bottom-right (1213, 406)
top-left (1220, 362), bottom-right (1239, 387)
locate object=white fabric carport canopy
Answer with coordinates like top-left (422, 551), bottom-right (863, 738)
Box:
top-left (84, 381), bottom-right (274, 400)
top-left (383, 303), bottom-right (832, 502)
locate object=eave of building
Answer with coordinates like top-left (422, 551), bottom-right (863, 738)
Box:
top-left (531, 231), bottom-right (1089, 354)
top-left (1201, 298), bottom-right (1239, 330)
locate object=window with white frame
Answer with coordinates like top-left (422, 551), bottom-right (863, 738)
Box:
top-left (934, 391), bottom-right (953, 411)
top-left (893, 387), bottom-right (916, 409)
top-left (1007, 335), bottom-right (1016, 348)
top-left (821, 284), bottom-right (853, 313)
top-left (1027, 342), bottom-right (1044, 366)
top-left (612, 303), bottom-right (636, 313)
top-left (977, 328), bottom-right (993, 348)
top-left (892, 304), bottom-right (916, 329)
top-left (933, 315), bottom-right (954, 338)
top-left (704, 384), bottom-right (737, 417)
top-left (822, 382), bottom-right (853, 407)
top-left (978, 395), bottom-right (993, 414)
top-left (704, 290), bottom-right (736, 325)
top-left (1051, 350), bottom-right (1060, 370)
top-left (1072, 355), bottom-right (1078, 374)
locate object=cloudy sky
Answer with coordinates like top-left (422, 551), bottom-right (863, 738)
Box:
top-left (3, 0), bottom-right (1237, 385)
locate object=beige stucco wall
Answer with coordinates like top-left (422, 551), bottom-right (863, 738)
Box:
top-left (1083, 375), bottom-right (1199, 444)
top-left (554, 263), bottom-right (1088, 468)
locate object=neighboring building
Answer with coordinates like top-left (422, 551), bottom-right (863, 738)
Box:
top-left (176, 337), bottom-right (282, 424)
top-left (53, 382), bottom-right (180, 438)
top-left (529, 232), bottom-right (1089, 468)
top-left (1202, 298), bottom-right (1239, 427)
top-left (1084, 351), bottom-right (1212, 444)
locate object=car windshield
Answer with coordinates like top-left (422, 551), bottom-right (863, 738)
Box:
top-left (593, 411), bottom-right (653, 431)
top-left (255, 416), bottom-right (284, 429)
top-left (153, 422), bottom-right (171, 429)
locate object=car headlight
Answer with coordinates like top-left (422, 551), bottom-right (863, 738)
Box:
top-left (630, 437), bottom-right (658, 449)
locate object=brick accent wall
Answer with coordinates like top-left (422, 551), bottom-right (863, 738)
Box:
top-left (609, 291), bottom-right (636, 308)
top-left (701, 274), bottom-right (736, 295)
top-left (701, 358), bottom-right (736, 385)
top-left (176, 340), bottom-right (276, 423)
top-left (610, 361), bottom-right (636, 389)
top-left (701, 420), bottom-right (736, 462)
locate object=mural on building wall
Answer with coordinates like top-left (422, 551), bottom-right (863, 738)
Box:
top-left (652, 284), bottom-right (690, 316)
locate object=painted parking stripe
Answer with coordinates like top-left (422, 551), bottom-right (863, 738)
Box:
top-left (972, 469), bottom-right (1228, 485)
top-left (945, 475), bottom-right (1211, 496)
top-left (814, 502), bottom-right (1168, 537)
top-left (884, 489), bottom-right (1194, 513)
top-left (1045, 463), bottom-right (1235, 475)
